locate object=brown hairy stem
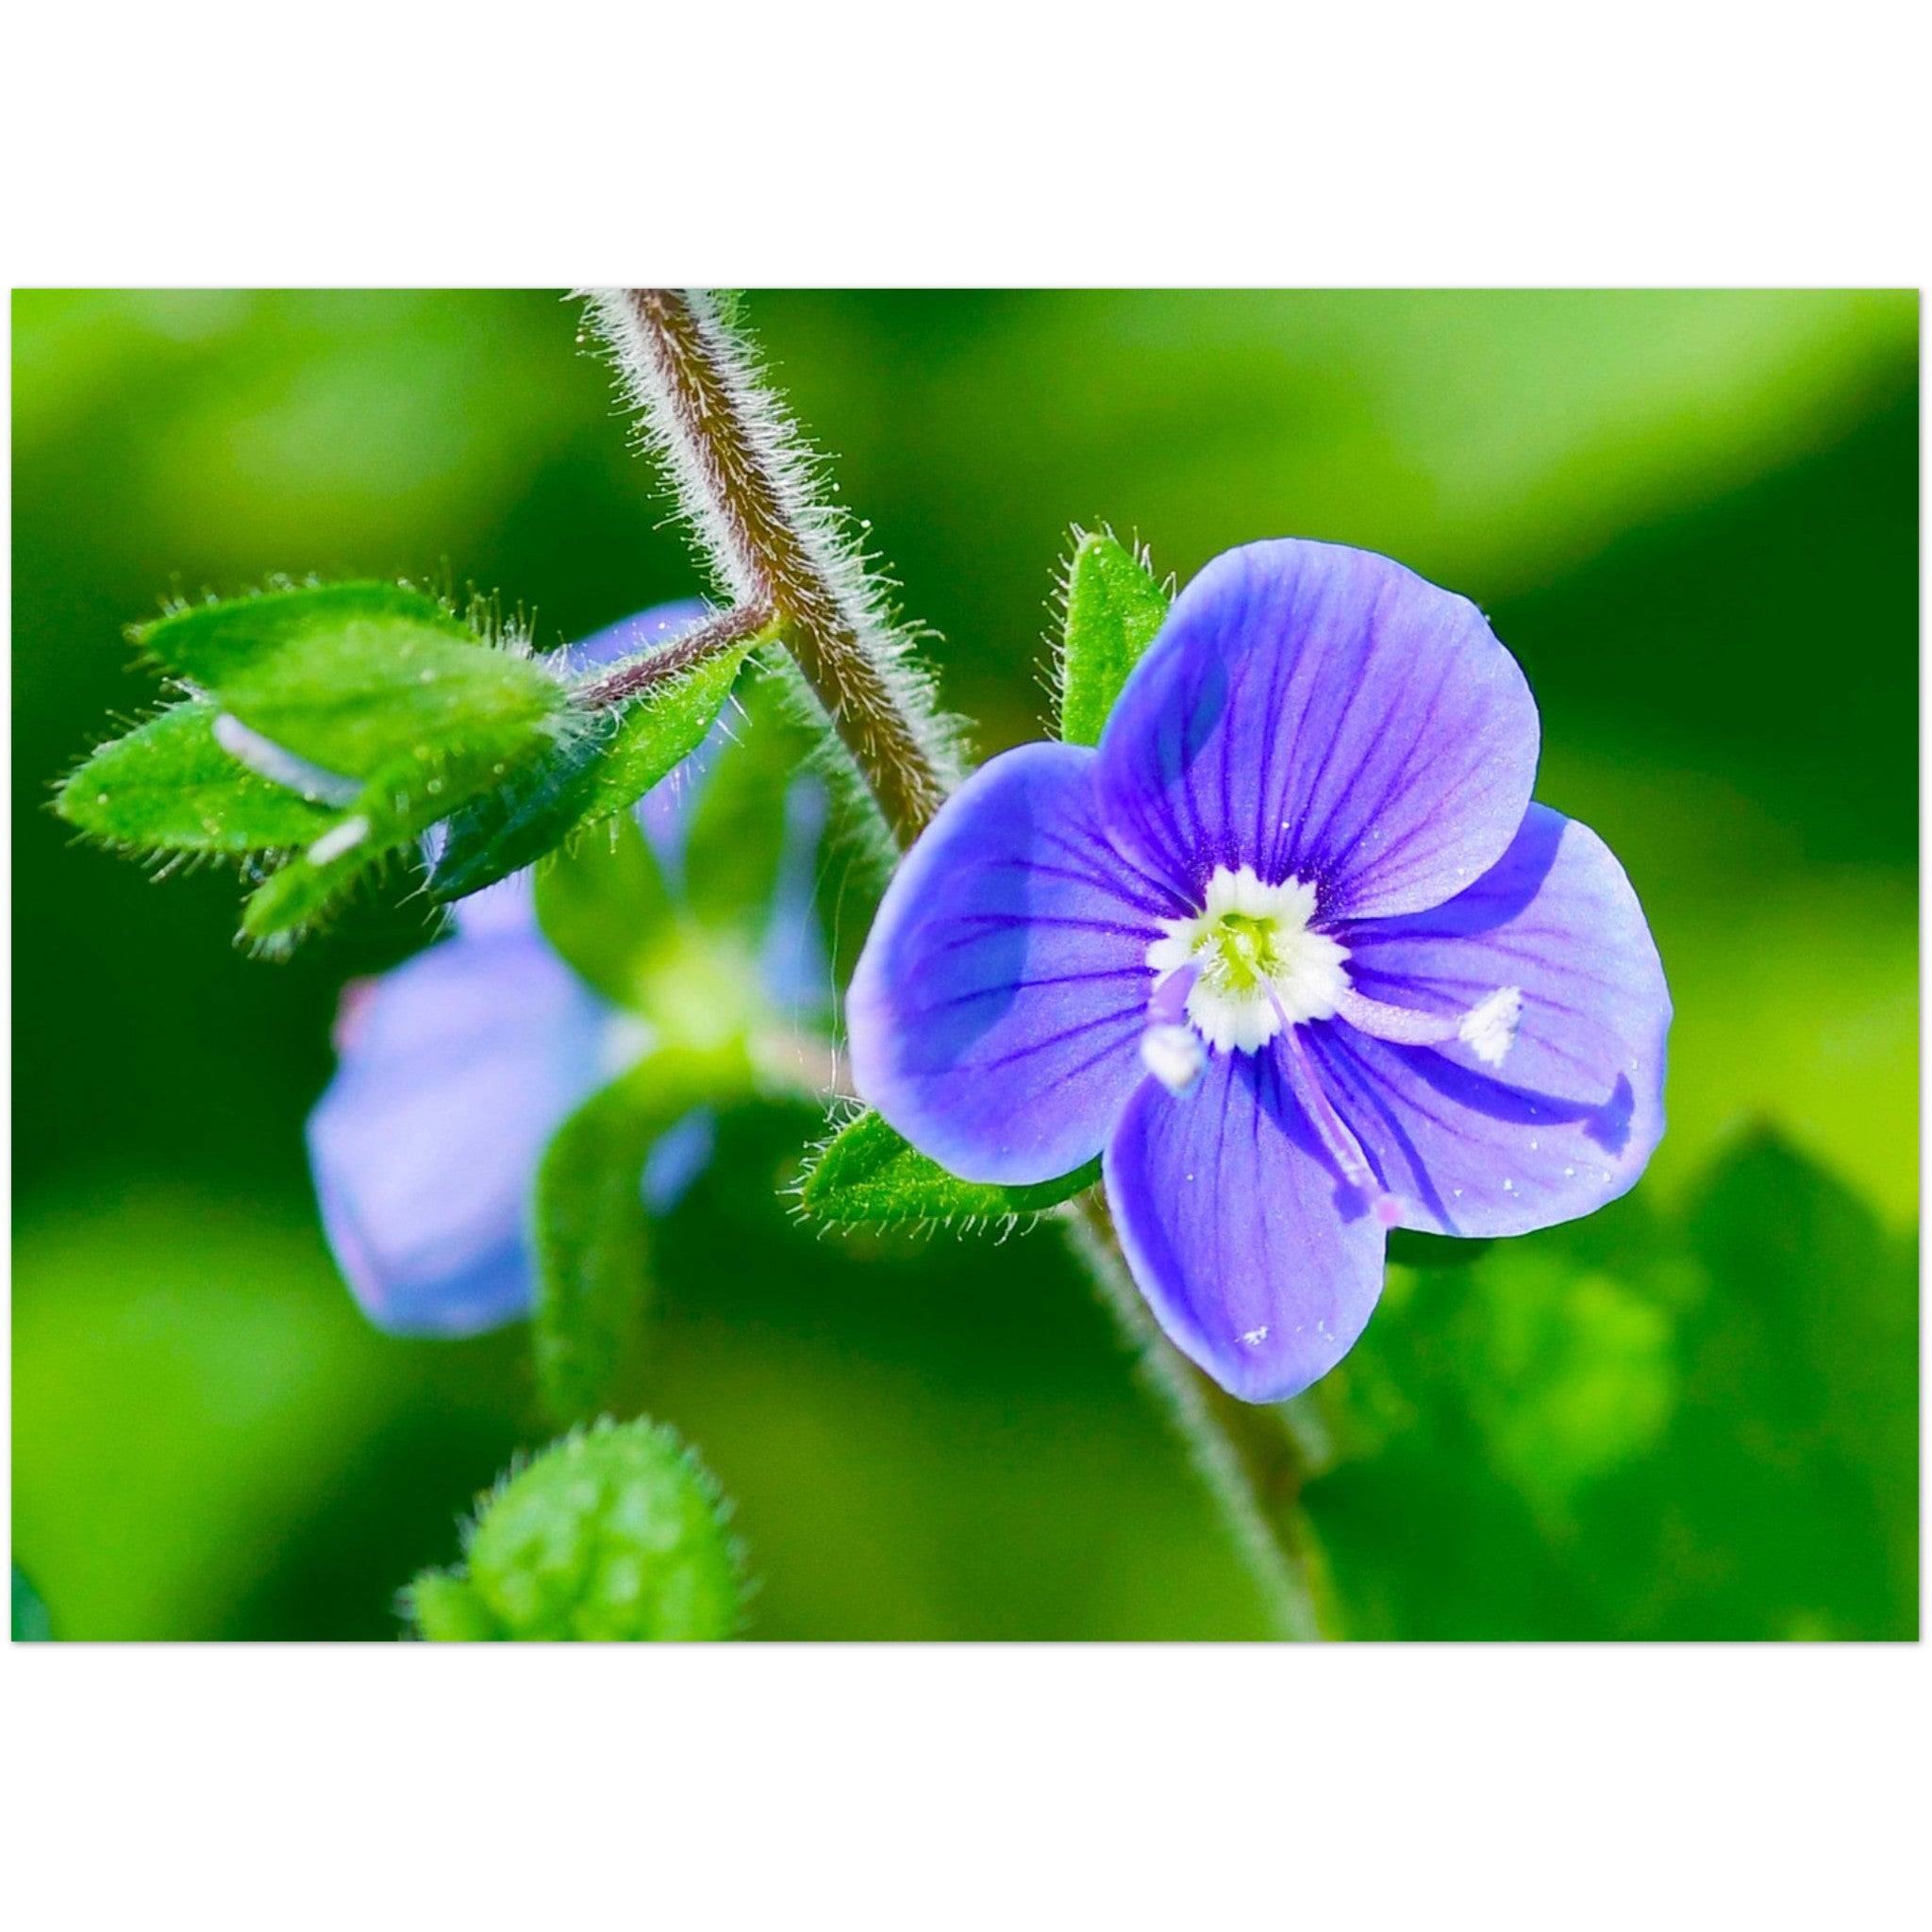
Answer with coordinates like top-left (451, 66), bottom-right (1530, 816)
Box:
top-left (573, 602), bottom-right (770, 710)
top-left (615, 290), bottom-right (948, 843)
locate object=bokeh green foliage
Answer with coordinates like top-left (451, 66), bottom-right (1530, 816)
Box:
top-left (11, 290), bottom-right (1917, 1640)
top-left (1307, 1133), bottom-right (1916, 1638)
top-left (13, 1565), bottom-right (56, 1641)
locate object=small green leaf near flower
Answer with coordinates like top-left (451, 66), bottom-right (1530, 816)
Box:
top-left (799, 1108), bottom-right (1101, 1229)
top-left (140, 583), bottom-right (564, 781)
top-left (1058, 530), bottom-right (1171, 747)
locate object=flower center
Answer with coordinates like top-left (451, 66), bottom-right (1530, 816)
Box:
top-left (1146, 864), bottom-right (1350, 1055)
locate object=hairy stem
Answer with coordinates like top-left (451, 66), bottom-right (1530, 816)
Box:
top-left (573, 602), bottom-right (770, 710)
top-left (598, 286), bottom-right (1326, 1639)
top-left (1064, 1195), bottom-right (1326, 1641)
top-left (586, 289), bottom-right (957, 843)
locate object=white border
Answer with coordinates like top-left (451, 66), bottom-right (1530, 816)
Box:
top-left (4, 1647), bottom-right (1925, 1924)
top-left (3, 6), bottom-right (1927, 284)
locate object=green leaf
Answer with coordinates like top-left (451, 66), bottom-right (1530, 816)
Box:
top-left (573, 638), bottom-right (758, 823)
top-left (1675, 1131), bottom-right (1917, 1630)
top-left (55, 701), bottom-right (339, 854)
top-left (1058, 530), bottom-right (1171, 747)
top-left (429, 637), bottom-right (755, 902)
top-left (799, 1108), bottom-right (1100, 1228)
top-left (533, 812), bottom-right (676, 1012)
top-left (139, 582), bottom-right (474, 679)
top-left (531, 1047), bottom-right (743, 1424)
top-left (426, 722), bottom-right (617, 901)
top-left (240, 741), bottom-right (519, 951)
top-left (12, 1564), bottom-right (55, 1641)
top-left (141, 583), bottom-right (565, 780)
top-left (406, 1418), bottom-right (744, 1641)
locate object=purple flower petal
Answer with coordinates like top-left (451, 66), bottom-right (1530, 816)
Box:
top-left (446, 870), bottom-right (538, 938)
top-left (1095, 540), bottom-right (1539, 921)
top-left (1309, 805), bottom-right (1671, 1238)
top-left (1104, 1048), bottom-right (1389, 1403)
top-left (307, 929), bottom-right (624, 1337)
top-left (848, 741), bottom-right (1182, 1184)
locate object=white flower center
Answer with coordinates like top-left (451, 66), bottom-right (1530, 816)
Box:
top-left (1145, 864), bottom-right (1350, 1055)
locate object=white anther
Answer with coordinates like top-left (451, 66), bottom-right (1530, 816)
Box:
top-left (1141, 1024), bottom-right (1207, 1095)
top-left (1457, 986), bottom-right (1523, 1067)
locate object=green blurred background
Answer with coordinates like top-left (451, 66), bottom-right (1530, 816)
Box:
top-left (10, 290), bottom-right (1918, 1640)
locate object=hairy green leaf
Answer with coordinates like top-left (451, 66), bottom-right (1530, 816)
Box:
top-left (426, 721), bottom-right (615, 902)
top-left (406, 1418), bottom-right (744, 1641)
top-left (1058, 530), bottom-right (1171, 747)
top-left (531, 1047), bottom-right (743, 1424)
top-left (139, 582), bottom-right (474, 679)
top-left (430, 639), bottom-right (755, 902)
top-left (141, 583), bottom-right (564, 779)
top-left (55, 701), bottom-right (339, 854)
top-left (573, 638), bottom-right (757, 822)
top-left (240, 742), bottom-right (519, 951)
top-left (799, 1108), bottom-right (1100, 1228)
top-left (403, 1571), bottom-right (498, 1641)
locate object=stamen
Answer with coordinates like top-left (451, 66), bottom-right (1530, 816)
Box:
top-left (1146, 959), bottom-right (1200, 1028)
top-left (1141, 961), bottom-right (1207, 1093)
top-left (1141, 1024), bottom-right (1205, 1095)
top-left (1336, 984), bottom-right (1523, 1069)
top-left (1334, 987), bottom-right (1460, 1047)
top-left (1279, 1026), bottom-right (1402, 1227)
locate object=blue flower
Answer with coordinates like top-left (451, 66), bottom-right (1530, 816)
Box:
top-left (847, 540), bottom-right (1671, 1403)
top-left (308, 602), bottom-right (827, 1338)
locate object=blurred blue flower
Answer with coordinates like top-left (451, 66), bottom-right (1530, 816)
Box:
top-left (848, 540), bottom-right (1671, 1403)
top-left (308, 602), bottom-right (828, 1338)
